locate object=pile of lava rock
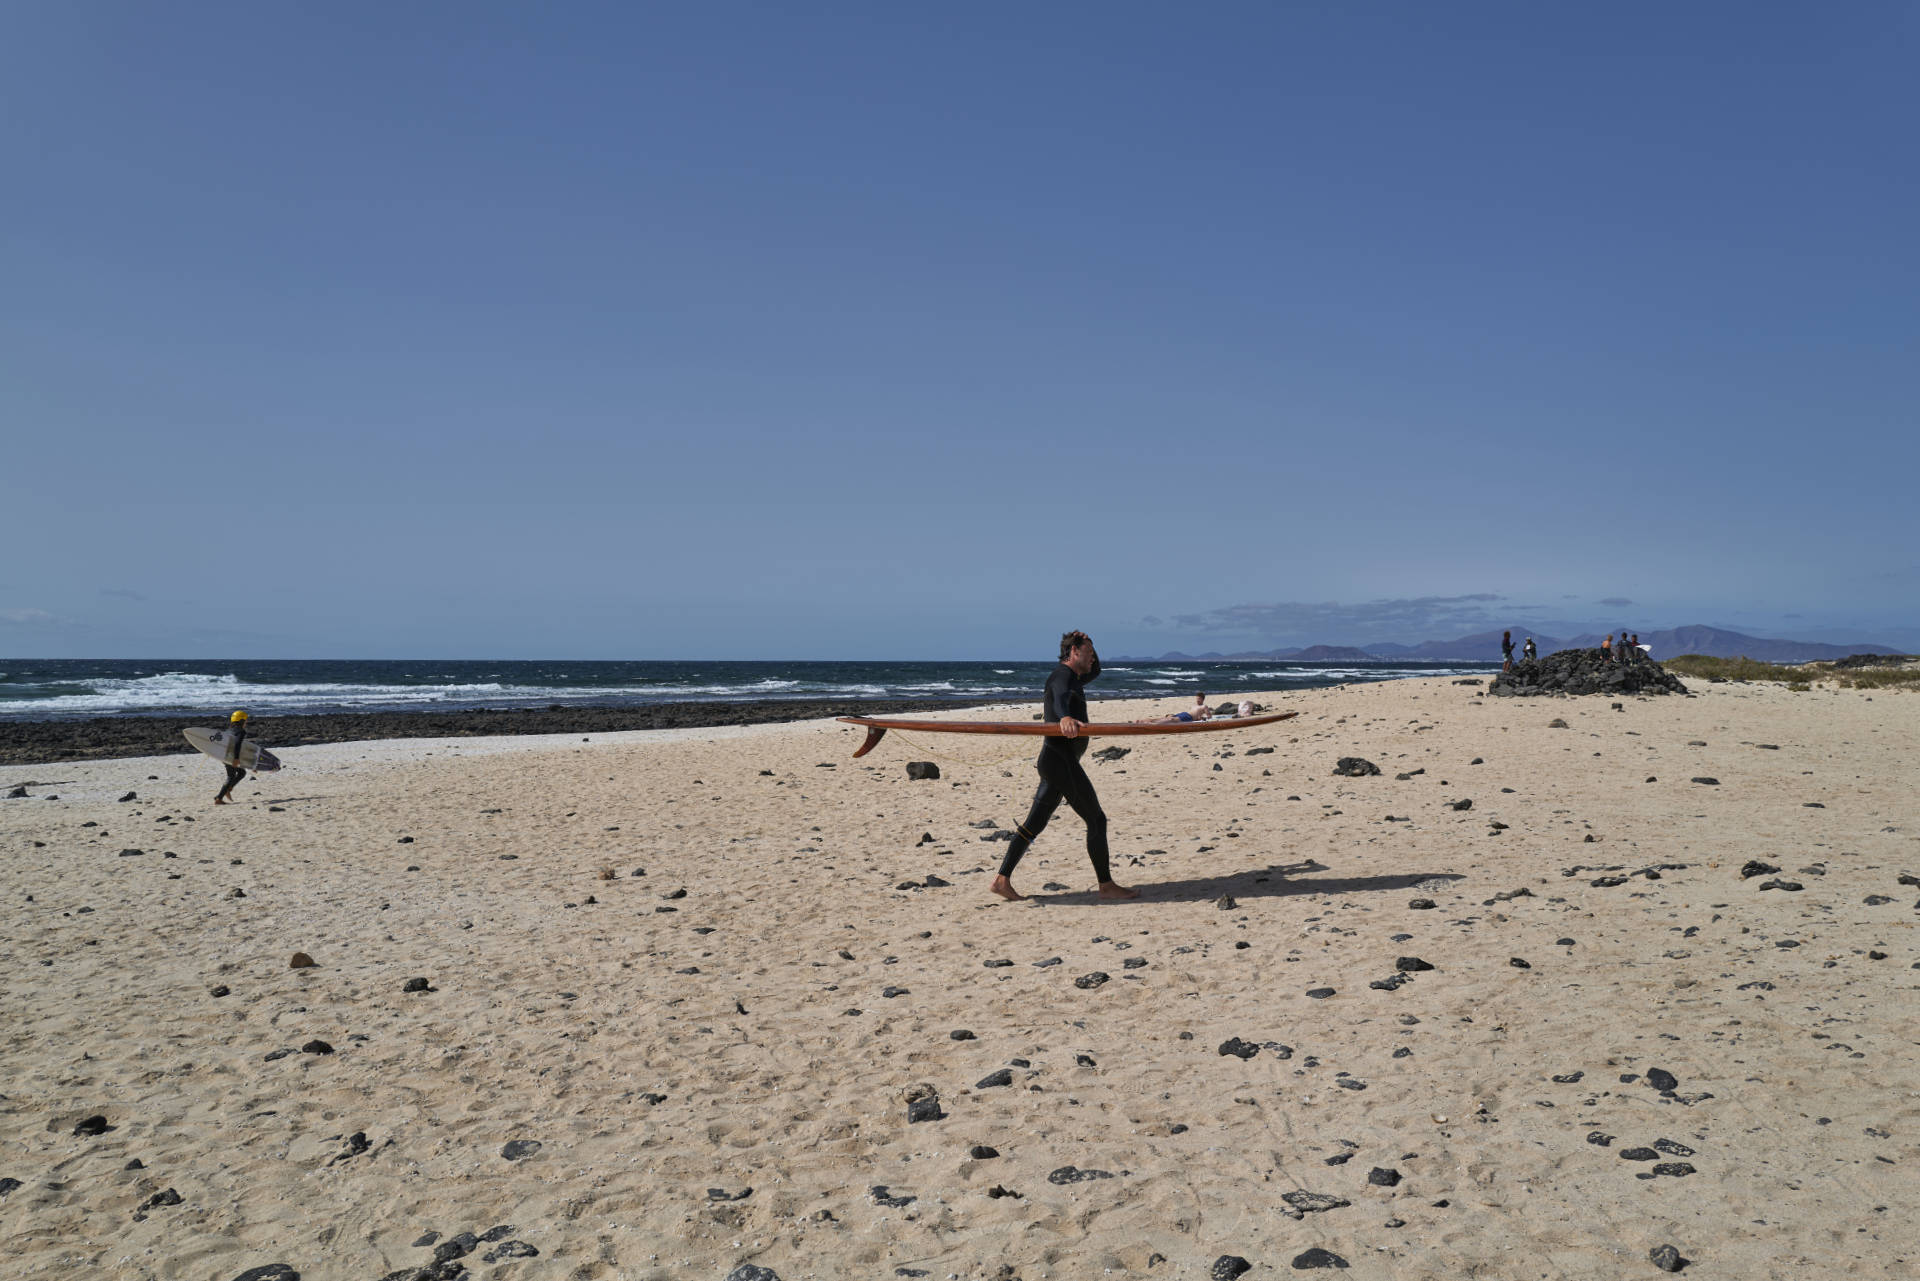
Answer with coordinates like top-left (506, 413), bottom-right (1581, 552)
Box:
top-left (1489, 648), bottom-right (1689, 697)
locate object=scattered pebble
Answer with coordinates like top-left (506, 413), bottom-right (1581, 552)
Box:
top-left (1291, 1247), bottom-right (1350, 1268)
top-left (1046, 1165), bottom-right (1115, 1184)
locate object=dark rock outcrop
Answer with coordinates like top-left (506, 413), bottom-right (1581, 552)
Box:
top-left (1489, 650), bottom-right (1687, 698)
top-left (1833, 652), bottom-right (1912, 669)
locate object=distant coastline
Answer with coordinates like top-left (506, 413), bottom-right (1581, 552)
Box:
top-left (1116, 622), bottom-right (1905, 665)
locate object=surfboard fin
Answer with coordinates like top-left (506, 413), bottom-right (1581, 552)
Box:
top-left (852, 725), bottom-right (888, 758)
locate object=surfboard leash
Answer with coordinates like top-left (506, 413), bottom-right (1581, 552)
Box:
top-left (884, 729), bottom-right (1036, 769)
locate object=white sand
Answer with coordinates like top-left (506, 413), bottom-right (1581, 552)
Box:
top-left (2, 678), bottom-right (1916, 1280)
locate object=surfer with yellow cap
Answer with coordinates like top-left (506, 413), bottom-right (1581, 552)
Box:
top-left (214, 709), bottom-right (250, 805)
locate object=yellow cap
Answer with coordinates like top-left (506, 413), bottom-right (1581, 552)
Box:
top-left (230, 709), bottom-right (249, 722)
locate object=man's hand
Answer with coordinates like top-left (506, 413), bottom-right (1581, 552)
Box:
top-left (1058, 716), bottom-right (1083, 738)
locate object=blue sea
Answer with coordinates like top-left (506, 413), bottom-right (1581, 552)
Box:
top-left (0, 658), bottom-right (1499, 721)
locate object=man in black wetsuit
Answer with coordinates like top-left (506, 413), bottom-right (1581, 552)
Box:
top-left (989, 631), bottom-right (1139, 902)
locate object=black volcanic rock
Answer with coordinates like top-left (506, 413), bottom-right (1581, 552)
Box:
top-left (1047, 1165), bottom-right (1115, 1184)
top-left (1489, 650), bottom-right (1687, 698)
top-left (0, 696), bottom-right (1026, 767)
top-left (1291, 1247), bottom-right (1349, 1268)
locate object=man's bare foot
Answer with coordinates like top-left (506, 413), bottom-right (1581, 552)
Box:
top-left (1097, 881), bottom-right (1140, 900)
top-left (989, 875), bottom-right (1027, 902)
top-left (214, 797), bottom-right (227, 805)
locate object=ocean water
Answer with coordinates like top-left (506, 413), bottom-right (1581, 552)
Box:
top-left (0, 658), bottom-right (1498, 721)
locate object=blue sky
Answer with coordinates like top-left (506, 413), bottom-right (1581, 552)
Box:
top-left (4, 3), bottom-right (1915, 658)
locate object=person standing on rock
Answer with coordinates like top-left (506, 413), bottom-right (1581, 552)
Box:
top-left (1602, 634), bottom-right (1615, 663)
top-left (989, 630), bottom-right (1138, 903)
top-left (214, 709), bottom-right (250, 805)
top-left (1501, 631), bottom-right (1515, 672)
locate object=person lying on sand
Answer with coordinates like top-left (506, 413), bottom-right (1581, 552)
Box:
top-left (1139, 692), bottom-right (1212, 724)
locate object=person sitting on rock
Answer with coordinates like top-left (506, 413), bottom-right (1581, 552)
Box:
top-left (1522, 637), bottom-right (1537, 662)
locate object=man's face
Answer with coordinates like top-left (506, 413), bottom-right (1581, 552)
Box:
top-left (1068, 638), bottom-right (1095, 674)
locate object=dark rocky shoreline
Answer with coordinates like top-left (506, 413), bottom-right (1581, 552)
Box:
top-left (0, 698), bottom-right (1025, 767)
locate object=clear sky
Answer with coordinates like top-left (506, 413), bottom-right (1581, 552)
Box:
top-left (4, 2), bottom-right (1915, 658)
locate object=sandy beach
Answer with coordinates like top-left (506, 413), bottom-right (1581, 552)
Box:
top-left (1, 676), bottom-right (1915, 1281)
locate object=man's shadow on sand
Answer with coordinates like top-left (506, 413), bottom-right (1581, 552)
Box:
top-left (1039, 859), bottom-right (1464, 905)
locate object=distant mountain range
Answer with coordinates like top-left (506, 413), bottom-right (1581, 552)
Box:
top-left (1119, 624), bottom-right (1906, 665)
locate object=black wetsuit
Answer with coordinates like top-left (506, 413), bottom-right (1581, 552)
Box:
top-left (217, 723), bottom-right (248, 801)
top-left (998, 658), bottom-right (1111, 884)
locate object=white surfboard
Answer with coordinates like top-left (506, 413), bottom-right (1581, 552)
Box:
top-left (183, 727), bottom-right (282, 773)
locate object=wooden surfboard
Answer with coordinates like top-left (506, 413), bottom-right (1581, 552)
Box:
top-left (839, 710), bottom-right (1299, 758)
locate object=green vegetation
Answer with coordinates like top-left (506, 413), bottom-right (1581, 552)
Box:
top-left (1824, 665), bottom-right (1920, 690)
top-left (1664, 655), bottom-right (1813, 681)
top-left (1664, 654), bottom-right (1919, 690)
